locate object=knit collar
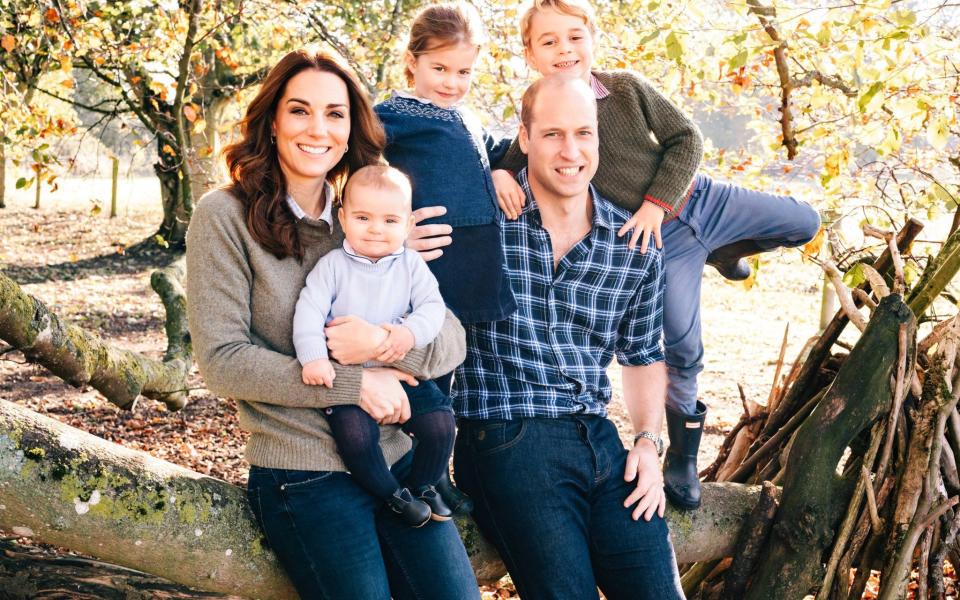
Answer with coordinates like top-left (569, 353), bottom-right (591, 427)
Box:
top-left (342, 239), bottom-right (405, 265)
top-left (393, 89), bottom-right (465, 110)
top-left (516, 168), bottom-right (614, 231)
top-left (286, 182), bottom-right (333, 225)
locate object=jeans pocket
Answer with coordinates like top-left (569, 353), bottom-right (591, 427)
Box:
top-left (280, 470), bottom-right (336, 492)
top-left (471, 419), bottom-right (527, 456)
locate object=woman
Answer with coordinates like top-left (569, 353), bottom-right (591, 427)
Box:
top-left (185, 49), bottom-right (479, 599)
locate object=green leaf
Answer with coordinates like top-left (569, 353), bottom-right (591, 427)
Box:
top-left (729, 49), bottom-right (749, 70)
top-left (15, 177), bottom-right (27, 189)
top-left (503, 104), bottom-right (515, 120)
top-left (665, 31), bottom-right (683, 63)
top-left (154, 234), bottom-right (169, 249)
top-left (842, 263), bottom-right (867, 288)
top-left (858, 82), bottom-right (883, 114)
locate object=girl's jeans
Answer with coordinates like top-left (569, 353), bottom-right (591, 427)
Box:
top-left (246, 451), bottom-right (479, 600)
top-left (663, 174), bottom-right (821, 415)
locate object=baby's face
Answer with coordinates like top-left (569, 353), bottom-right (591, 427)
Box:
top-left (338, 185), bottom-right (414, 260)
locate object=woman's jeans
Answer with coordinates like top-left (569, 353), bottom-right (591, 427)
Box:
top-left (454, 415), bottom-right (685, 600)
top-left (247, 451), bottom-right (479, 600)
top-left (663, 174), bottom-right (821, 415)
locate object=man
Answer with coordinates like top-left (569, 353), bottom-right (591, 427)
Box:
top-left (446, 76), bottom-right (683, 600)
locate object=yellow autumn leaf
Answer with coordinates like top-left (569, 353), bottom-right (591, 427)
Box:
top-left (162, 144), bottom-right (176, 156)
top-left (183, 103), bottom-right (198, 122)
top-left (1, 34), bottom-right (15, 53)
top-left (61, 78), bottom-right (74, 89)
top-left (801, 228), bottom-right (825, 263)
top-left (927, 114), bottom-right (949, 150)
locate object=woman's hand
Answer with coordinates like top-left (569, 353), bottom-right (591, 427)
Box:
top-left (407, 206), bottom-right (453, 262)
top-left (618, 202), bottom-right (665, 253)
top-left (492, 169), bottom-right (525, 220)
top-left (359, 367), bottom-right (417, 424)
top-left (325, 315), bottom-right (388, 365)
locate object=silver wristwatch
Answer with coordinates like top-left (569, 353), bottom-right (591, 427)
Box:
top-left (633, 431), bottom-right (664, 457)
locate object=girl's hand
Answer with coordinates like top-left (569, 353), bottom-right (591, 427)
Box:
top-left (302, 358), bottom-right (336, 388)
top-left (407, 206), bottom-right (452, 262)
top-left (492, 169), bottom-right (525, 220)
top-left (618, 202), bottom-right (665, 253)
top-left (325, 315), bottom-right (388, 365)
top-left (359, 367), bottom-right (416, 424)
top-left (376, 324), bottom-right (416, 363)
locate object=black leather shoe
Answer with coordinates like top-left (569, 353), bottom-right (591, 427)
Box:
top-left (386, 488), bottom-right (432, 527)
top-left (416, 485), bottom-right (453, 521)
top-left (663, 401), bottom-right (707, 510)
top-left (436, 470), bottom-right (475, 516)
top-left (706, 240), bottom-right (763, 281)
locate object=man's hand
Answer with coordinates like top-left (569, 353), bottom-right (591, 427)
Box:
top-left (492, 169), bottom-right (525, 220)
top-left (359, 367), bottom-right (417, 424)
top-left (325, 315), bottom-right (388, 365)
top-left (623, 438), bottom-right (666, 521)
top-left (407, 206), bottom-right (452, 262)
top-left (376, 323), bottom-right (416, 363)
top-left (618, 202), bottom-right (665, 253)
top-left (301, 358), bottom-right (336, 388)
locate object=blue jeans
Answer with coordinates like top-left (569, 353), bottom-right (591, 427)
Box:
top-left (454, 415), bottom-right (684, 600)
top-left (663, 174), bottom-right (821, 414)
top-left (246, 451), bottom-right (479, 600)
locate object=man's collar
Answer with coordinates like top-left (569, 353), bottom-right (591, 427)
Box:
top-left (516, 168), bottom-right (615, 230)
top-left (342, 239), bottom-right (405, 265)
top-left (590, 72), bottom-right (611, 99)
top-left (286, 182), bottom-right (333, 225)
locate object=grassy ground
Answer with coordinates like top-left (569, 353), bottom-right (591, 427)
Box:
top-left (0, 183), bottom-right (830, 598)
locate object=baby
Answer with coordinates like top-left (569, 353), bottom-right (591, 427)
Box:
top-left (293, 165), bottom-right (455, 527)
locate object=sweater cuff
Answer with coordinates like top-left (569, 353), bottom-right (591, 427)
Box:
top-left (642, 195), bottom-right (672, 212)
top-left (325, 363), bottom-right (363, 406)
top-left (297, 347), bottom-right (329, 366)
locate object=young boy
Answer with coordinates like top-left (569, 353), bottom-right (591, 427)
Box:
top-left (293, 165), bottom-right (456, 527)
top-left (493, 0), bottom-right (821, 510)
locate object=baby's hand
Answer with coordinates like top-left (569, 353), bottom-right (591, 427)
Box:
top-left (492, 169), bottom-right (525, 220)
top-left (618, 202), bottom-right (665, 253)
top-left (302, 359), bottom-right (337, 388)
top-left (375, 324), bottom-right (416, 363)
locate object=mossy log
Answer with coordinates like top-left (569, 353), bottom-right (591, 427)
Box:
top-left (1, 399), bottom-right (761, 598)
top-left (0, 267), bottom-right (190, 410)
top-left (744, 294), bottom-right (917, 600)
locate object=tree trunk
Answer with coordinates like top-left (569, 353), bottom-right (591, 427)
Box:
top-left (744, 295), bottom-right (917, 600)
top-left (185, 96), bottom-right (228, 196)
top-left (156, 159), bottom-right (191, 248)
top-left (0, 144), bottom-right (6, 209)
top-left (0, 266), bottom-right (190, 410)
top-left (0, 399), bottom-right (763, 597)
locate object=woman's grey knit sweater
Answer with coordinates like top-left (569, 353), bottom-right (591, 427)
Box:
top-left (186, 188), bottom-right (466, 471)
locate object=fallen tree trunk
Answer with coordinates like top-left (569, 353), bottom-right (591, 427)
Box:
top-left (0, 266), bottom-right (190, 410)
top-left (0, 399), bottom-right (760, 597)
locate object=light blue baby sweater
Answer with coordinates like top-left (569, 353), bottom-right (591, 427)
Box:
top-left (292, 242), bottom-right (446, 365)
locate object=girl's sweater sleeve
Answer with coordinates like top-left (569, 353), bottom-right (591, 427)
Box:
top-left (627, 73), bottom-right (703, 213)
top-left (186, 192), bottom-right (362, 408)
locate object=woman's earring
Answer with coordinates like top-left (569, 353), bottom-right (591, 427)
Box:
top-left (270, 133), bottom-right (276, 144)
top-left (343, 144), bottom-right (349, 153)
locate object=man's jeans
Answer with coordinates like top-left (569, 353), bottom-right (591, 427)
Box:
top-left (454, 415), bottom-right (685, 600)
top-left (247, 451), bottom-right (479, 600)
top-left (662, 174), bottom-right (821, 414)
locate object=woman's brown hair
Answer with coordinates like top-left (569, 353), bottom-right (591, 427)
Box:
top-left (404, 2), bottom-right (487, 86)
top-left (224, 49), bottom-right (385, 261)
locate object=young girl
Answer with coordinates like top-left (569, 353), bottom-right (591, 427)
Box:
top-left (492, 0), bottom-right (821, 510)
top-left (374, 2), bottom-right (514, 513)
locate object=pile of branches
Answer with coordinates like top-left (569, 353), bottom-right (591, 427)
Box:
top-left (683, 218), bottom-right (960, 599)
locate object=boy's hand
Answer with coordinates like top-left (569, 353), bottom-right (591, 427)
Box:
top-left (375, 324), bottom-right (416, 363)
top-left (618, 202), bottom-right (665, 253)
top-left (302, 358), bottom-right (337, 388)
top-left (492, 169), bottom-right (525, 220)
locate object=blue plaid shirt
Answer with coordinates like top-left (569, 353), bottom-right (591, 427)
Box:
top-left (453, 169), bottom-right (665, 420)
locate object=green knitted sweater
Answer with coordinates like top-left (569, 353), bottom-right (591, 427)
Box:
top-left (186, 188), bottom-right (466, 471)
top-left (499, 70), bottom-right (703, 219)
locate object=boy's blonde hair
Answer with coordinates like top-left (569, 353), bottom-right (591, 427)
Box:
top-left (342, 165), bottom-right (412, 209)
top-left (405, 2), bottom-right (487, 86)
top-left (519, 0), bottom-right (597, 48)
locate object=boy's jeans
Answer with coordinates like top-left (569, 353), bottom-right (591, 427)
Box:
top-left (454, 415), bottom-right (685, 600)
top-left (662, 174), bottom-right (821, 415)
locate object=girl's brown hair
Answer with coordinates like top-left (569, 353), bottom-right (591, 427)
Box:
top-left (223, 49), bottom-right (385, 261)
top-left (405, 2), bottom-right (487, 86)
